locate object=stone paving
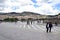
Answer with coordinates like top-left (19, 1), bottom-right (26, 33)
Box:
top-left (0, 21), bottom-right (60, 40)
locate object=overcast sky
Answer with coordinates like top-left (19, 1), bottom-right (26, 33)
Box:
top-left (0, 0), bottom-right (60, 15)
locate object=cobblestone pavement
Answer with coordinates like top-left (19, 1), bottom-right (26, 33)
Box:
top-left (0, 21), bottom-right (60, 40)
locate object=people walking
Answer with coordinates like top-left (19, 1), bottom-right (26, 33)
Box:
top-left (46, 22), bottom-right (53, 33)
top-left (31, 20), bottom-right (32, 24)
top-left (27, 20), bottom-right (29, 25)
top-left (55, 22), bottom-right (58, 26)
top-left (46, 22), bottom-right (49, 33)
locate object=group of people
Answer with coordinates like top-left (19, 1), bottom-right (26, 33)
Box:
top-left (27, 20), bottom-right (54, 33)
top-left (46, 22), bottom-right (53, 33)
top-left (27, 20), bottom-right (32, 25)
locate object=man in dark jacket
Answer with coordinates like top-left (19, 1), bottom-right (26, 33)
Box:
top-left (49, 22), bottom-right (53, 32)
top-left (46, 22), bottom-right (53, 33)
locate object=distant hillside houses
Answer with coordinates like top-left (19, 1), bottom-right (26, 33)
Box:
top-left (0, 12), bottom-right (60, 23)
top-left (0, 12), bottom-right (46, 20)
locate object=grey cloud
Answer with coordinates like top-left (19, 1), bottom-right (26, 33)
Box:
top-left (41, 0), bottom-right (49, 3)
top-left (0, 4), bottom-right (5, 11)
top-left (0, 0), bottom-right (6, 3)
top-left (0, 7), bottom-right (4, 11)
top-left (0, 0), bottom-right (6, 11)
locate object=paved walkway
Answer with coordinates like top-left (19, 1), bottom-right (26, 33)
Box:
top-left (0, 22), bottom-right (60, 40)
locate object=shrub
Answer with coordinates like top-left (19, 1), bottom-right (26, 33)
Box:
top-left (3, 18), bottom-right (18, 22)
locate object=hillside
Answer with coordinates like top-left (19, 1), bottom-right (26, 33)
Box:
top-left (0, 12), bottom-right (41, 16)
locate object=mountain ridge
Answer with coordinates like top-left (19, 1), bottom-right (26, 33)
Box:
top-left (0, 12), bottom-right (41, 16)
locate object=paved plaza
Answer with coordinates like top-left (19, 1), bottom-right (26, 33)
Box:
top-left (0, 21), bottom-right (60, 40)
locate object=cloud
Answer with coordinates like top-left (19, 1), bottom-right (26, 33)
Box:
top-left (0, 4), bottom-right (5, 11)
top-left (0, 0), bottom-right (6, 10)
top-left (39, 0), bottom-right (49, 3)
top-left (0, 0), bottom-right (6, 3)
top-left (35, 0), bottom-right (49, 3)
top-left (11, 6), bottom-right (20, 11)
top-left (34, 4), bottom-right (40, 8)
top-left (0, 0), bottom-right (60, 15)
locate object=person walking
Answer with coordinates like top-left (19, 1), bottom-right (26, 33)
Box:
top-left (27, 20), bottom-right (29, 25)
top-left (31, 20), bottom-right (32, 24)
top-left (55, 22), bottom-right (58, 26)
top-left (46, 22), bottom-right (53, 33)
top-left (49, 22), bottom-right (53, 32)
top-left (46, 22), bottom-right (49, 33)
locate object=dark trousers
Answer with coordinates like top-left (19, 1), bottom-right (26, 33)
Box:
top-left (49, 27), bottom-right (52, 32)
top-left (46, 27), bottom-right (49, 33)
top-left (46, 27), bottom-right (52, 33)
